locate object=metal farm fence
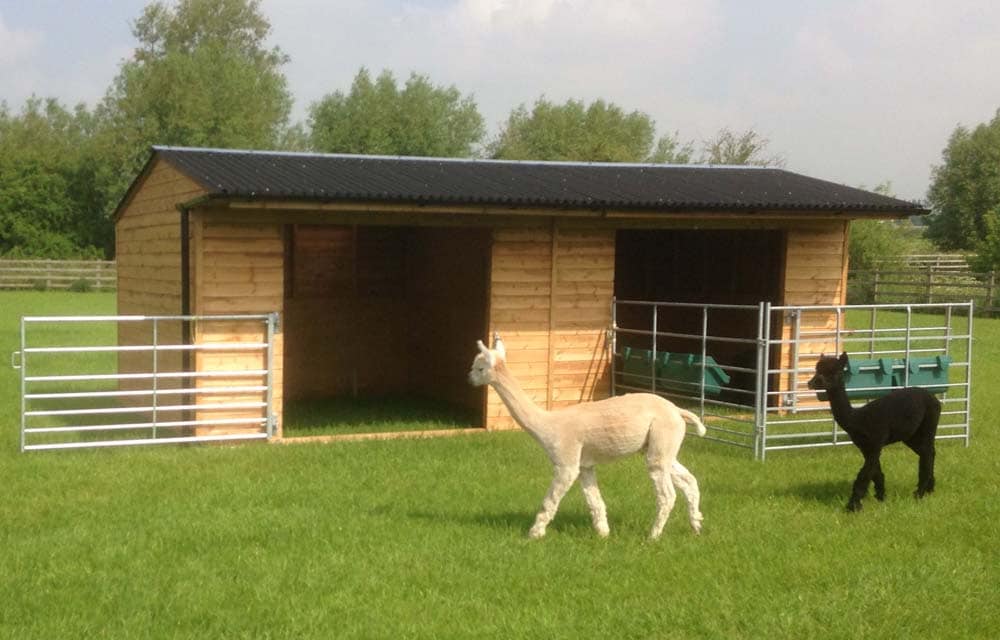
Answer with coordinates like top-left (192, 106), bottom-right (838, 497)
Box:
top-left (0, 259), bottom-right (116, 290)
top-left (610, 299), bottom-right (973, 460)
top-left (12, 314), bottom-right (278, 451)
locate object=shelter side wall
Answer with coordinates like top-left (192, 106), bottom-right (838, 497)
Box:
top-left (486, 223), bottom-right (613, 430)
top-left (488, 225), bottom-right (552, 430)
top-left (190, 215), bottom-right (285, 437)
top-left (778, 221), bottom-right (850, 405)
top-left (550, 225), bottom-right (614, 409)
top-left (116, 159), bottom-right (205, 394)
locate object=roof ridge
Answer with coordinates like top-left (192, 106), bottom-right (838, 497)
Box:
top-left (152, 145), bottom-right (773, 171)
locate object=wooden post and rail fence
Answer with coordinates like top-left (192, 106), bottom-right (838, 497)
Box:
top-left (848, 254), bottom-right (999, 315)
top-left (0, 259), bottom-right (116, 291)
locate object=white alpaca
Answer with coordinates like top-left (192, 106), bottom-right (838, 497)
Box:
top-left (469, 335), bottom-right (705, 539)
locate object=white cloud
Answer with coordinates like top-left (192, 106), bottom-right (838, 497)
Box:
top-left (0, 12), bottom-right (41, 67)
top-left (264, 0), bottom-right (722, 129)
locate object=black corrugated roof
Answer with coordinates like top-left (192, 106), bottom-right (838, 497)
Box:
top-left (151, 146), bottom-right (926, 214)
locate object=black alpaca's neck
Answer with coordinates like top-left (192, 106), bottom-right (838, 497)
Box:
top-left (824, 382), bottom-right (855, 431)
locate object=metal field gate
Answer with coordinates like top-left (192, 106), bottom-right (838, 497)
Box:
top-left (611, 299), bottom-right (973, 460)
top-left (13, 314), bottom-right (278, 452)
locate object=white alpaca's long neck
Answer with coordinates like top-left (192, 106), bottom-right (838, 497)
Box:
top-left (490, 362), bottom-right (551, 438)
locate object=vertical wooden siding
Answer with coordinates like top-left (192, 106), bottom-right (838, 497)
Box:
top-left (191, 215), bottom-right (285, 437)
top-left (486, 222), bottom-right (614, 430)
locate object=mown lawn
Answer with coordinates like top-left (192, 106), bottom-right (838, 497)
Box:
top-left (0, 292), bottom-right (998, 639)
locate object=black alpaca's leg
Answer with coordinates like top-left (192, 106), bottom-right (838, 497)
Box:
top-left (848, 450), bottom-right (880, 512)
top-left (916, 400), bottom-right (940, 497)
top-left (916, 444), bottom-right (936, 497)
top-left (873, 459), bottom-right (886, 502)
top-left (905, 417), bottom-right (939, 499)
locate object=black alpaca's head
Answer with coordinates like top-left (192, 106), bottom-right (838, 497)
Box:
top-left (807, 352), bottom-right (849, 391)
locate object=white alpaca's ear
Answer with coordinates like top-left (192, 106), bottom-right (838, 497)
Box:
top-left (477, 340), bottom-right (496, 366)
top-left (492, 333), bottom-right (506, 360)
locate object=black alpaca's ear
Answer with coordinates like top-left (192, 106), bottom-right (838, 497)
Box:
top-left (838, 352), bottom-right (849, 368)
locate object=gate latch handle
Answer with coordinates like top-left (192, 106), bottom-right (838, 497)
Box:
top-left (11, 350), bottom-right (21, 370)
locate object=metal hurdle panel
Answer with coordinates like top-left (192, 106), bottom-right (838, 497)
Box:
top-left (611, 299), bottom-right (974, 460)
top-left (611, 299), bottom-right (767, 453)
top-left (758, 302), bottom-right (973, 460)
top-left (12, 314), bottom-right (278, 452)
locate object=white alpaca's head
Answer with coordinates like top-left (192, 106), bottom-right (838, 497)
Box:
top-left (468, 334), bottom-right (506, 387)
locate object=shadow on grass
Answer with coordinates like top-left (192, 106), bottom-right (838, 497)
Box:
top-left (781, 479), bottom-right (848, 506)
top-left (406, 508), bottom-right (594, 535)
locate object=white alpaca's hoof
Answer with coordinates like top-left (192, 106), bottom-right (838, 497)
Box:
top-left (691, 514), bottom-right (703, 535)
top-left (595, 525), bottom-right (610, 538)
top-left (527, 527), bottom-right (546, 539)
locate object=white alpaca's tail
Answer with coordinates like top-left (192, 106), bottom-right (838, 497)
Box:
top-left (678, 408), bottom-right (707, 437)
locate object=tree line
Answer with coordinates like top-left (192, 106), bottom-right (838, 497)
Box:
top-left (0, 0), bottom-right (995, 266)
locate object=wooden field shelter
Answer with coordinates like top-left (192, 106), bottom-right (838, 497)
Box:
top-left (114, 146), bottom-right (926, 438)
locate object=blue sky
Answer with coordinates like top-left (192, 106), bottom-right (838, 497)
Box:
top-left (2, 0), bottom-right (999, 201)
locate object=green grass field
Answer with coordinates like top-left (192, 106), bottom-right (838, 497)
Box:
top-left (1, 292), bottom-right (998, 638)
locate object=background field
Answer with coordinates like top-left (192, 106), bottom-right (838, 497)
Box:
top-left (0, 292), bottom-right (997, 639)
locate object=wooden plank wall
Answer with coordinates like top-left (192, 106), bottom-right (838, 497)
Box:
top-left (116, 159), bottom-right (206, 395)
top-left (486, 222), bottom-right (614, 430)
top-left (190, 216), bottom-right (285, 437)
top-left (778, 221), bottom-right (850, 405)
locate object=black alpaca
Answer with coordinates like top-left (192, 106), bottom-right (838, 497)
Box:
top-left (807, 352), bottom-right (941, 512)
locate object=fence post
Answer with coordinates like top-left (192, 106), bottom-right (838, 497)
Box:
top-left (872, 268), bottom-right (880, 304)
top-left (988, 270), bottom-right (996, 314)
top-left (925, 265), bottom-right (934, 303)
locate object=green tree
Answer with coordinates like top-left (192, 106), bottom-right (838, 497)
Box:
top-left (969, 206), bottom-right (1000, 271)
top-left (699, 127), bottom-right (785, 167)
top-left (847, 181), bottom-right (934, 303)
top-left (309, 68), bottom-right (485, 157)
top-left (95, 0), bottom-right (293, 204)
top-left (926, 109), bottom-right (1000, 250)
top-left (0, 98), bottom-right (107, 257)
top-left (488, 97), bottom-right (691, 163)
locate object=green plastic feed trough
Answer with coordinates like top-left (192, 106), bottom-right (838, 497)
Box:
top-left (844, 358), bottom-right (896, 399)
top-left (817, 355), bottom-right (951, 401)
top-left (898, 355), bottom-right (950, 394)
top-left (619, 348), bottom-right (731, 396)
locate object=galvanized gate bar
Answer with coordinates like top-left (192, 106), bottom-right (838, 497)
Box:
top-left (15, 313), bottom-right (279, 452)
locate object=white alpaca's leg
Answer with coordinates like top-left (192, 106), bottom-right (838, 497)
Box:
top-left (670, 461), bottom-right (703, 535)
top-left (579, 466), bottom-right (610, 538)
top-left (529, 465), bottom-right (579, 539)
top-left (648, 463), bottom-right (677, 540)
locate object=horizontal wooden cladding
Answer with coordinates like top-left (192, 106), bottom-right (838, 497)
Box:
top-left (486, 224), bottom-right (613, 429)
top-left (116, 160), bottom-right (203, 322)
top-left (195, 221), bottom-right (284, 316)
top-left (784, 277), bottom-right (844, 293)
top-left (118, 277), bottom-right (181, 297)
top-left (118, 159), bottom-right (205, 221)
top-left (777, 223), bottom-right (847, 400)
top-left (491, 267), bottom-right (551, 283)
